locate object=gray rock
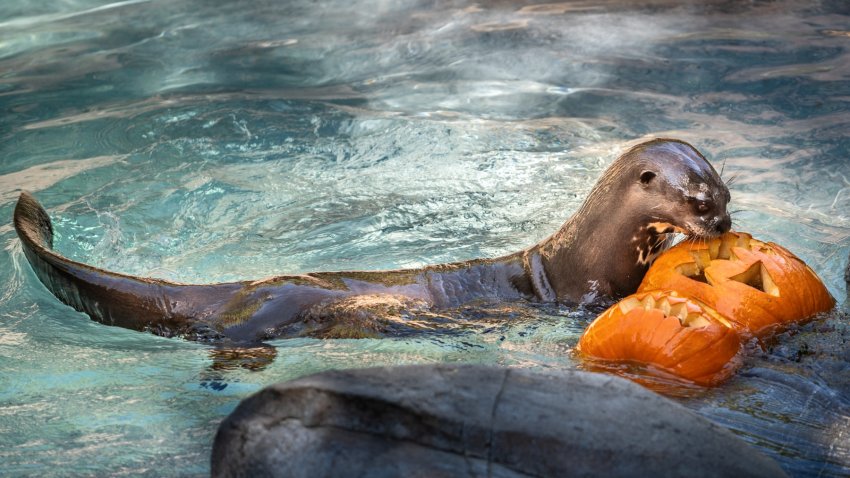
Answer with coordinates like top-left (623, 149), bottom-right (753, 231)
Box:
top-left (212, 364), bottom-right (787, 478)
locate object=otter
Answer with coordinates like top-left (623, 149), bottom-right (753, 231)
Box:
top-left (13, 138), bottom-right (731, 345)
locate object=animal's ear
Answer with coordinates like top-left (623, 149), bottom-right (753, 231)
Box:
top-left (639, 170), bottom-right (657, 186)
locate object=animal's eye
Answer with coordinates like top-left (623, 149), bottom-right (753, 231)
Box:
top-left (696, 200), bottom-right (711, 214)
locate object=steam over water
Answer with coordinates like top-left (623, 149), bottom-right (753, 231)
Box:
top-left (1, 0), bottom-right (849, 476)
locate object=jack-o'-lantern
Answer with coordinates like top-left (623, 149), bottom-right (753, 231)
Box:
top-left (577, 290), bottom-right (742, 386)
top-left (639, 232), bottom-right (834, 337)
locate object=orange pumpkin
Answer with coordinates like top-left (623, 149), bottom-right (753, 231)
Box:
top-left (639, 231), bottom-right (834, 337)
top-left (577, 290), bottom-right (742, 386)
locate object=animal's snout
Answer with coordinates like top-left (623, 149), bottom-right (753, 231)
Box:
top-left (715, 214), bottom-right (732, 234)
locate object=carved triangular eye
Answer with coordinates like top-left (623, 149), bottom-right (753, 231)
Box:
top-left (729, 261), bottom-right (780, 297)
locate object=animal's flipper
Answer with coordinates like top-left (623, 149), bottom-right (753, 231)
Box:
top-left (13, 191), bottom-right (246, 338)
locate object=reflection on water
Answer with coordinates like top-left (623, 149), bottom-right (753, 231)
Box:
top-left (1, 0), bottom-right (849, 476)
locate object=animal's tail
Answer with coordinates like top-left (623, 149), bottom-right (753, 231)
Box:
top-left (13, 191), bottom-right (244, 337)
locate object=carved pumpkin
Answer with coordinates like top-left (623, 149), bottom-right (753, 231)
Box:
top-left (639, 232), bottom-right (834, 337)
top-left (577, 290), bottom-right (742, 386)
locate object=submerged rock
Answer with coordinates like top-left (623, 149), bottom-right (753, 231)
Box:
top-left (212, 364), bottom-right (787, 478)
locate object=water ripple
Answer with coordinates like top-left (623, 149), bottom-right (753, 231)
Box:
top-left (1, 0), bottom-right (849, 476)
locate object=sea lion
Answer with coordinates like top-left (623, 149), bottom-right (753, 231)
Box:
top-left (13, 138), bottom-right (731, 345)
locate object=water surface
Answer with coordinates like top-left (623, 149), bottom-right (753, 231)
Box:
top-left (1, 0), bottom-right (849, 476)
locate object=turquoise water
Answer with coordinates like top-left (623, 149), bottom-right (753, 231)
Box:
top-left (1, 0), bottom-right (850, 475)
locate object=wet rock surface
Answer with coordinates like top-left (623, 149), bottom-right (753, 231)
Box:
top-left (212, 364), bottom-right (787, 477)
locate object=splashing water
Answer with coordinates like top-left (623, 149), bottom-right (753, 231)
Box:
top-left (1, 0), bottom-right (849, 476)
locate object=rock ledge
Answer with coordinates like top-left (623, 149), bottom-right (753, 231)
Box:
top-left (212, 364), bottom-right (786, 478)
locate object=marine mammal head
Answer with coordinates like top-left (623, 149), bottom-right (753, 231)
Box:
top-left (530, 138), bottom-right (732, 302)
top-left (621, 138), bottom-right (731, 240)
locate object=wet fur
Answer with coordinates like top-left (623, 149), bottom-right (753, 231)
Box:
top-left (14, 138), bottom-right (730, 345)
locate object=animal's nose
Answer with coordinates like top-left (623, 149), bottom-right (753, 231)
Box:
top-left (715, 214), bottom-right (732, 234)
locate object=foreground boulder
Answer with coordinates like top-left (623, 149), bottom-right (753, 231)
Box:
top-left (212, 364), bottom-right (786, 478)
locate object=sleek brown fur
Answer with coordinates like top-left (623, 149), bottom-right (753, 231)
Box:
top-left (531, 139), bottom-right (731, 300)
top-left (14, 139), bottom-right (730, 345)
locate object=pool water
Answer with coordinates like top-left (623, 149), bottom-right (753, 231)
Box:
top-left (1, 0), bottom-right (849, 476)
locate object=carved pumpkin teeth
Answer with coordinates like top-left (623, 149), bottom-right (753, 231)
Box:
top-left (716, 234), bottom-right (735, 259)
top-left (657, 298), bottom-right (672, 316)
top-left (668, 302), bottom-right (689, 322)
top-left (693, 250), bottom-right (711, 267)
top-left (618, 296), bottom-right (641, 315)
top-left (684, 313), bottom-right (710, 328)
top-left (713, 231), bottom-right (759, 260)
top-left (622, 291), bottom-right (726, 329)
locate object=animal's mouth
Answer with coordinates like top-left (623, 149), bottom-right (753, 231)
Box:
top-left (682, 224), bottom-right (725, 239)
top-left (683, 215), bottom-right (733, 239)
top-left (645, 215), bottom-right (733, 241)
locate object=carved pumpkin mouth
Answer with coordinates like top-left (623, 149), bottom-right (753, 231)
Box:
top-left (615, 291), bottom-right (732, 329)
top-left (577, 290), bottom-right (741, 387)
